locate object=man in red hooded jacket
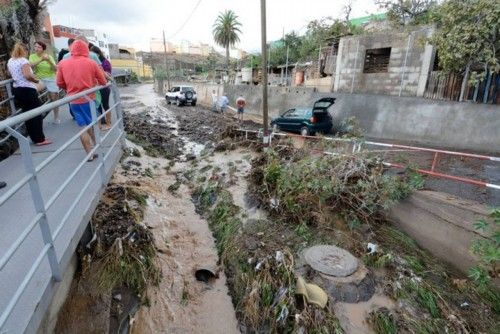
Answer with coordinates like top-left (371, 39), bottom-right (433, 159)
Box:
top-left (56, 40), bottom-right (107, 161)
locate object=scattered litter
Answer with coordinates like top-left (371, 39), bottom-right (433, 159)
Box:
top-left (117, 238), bottom-right (123, 257)
top-left (85, 233), bottom-right (97, 249)
top-left (367, 242), bottom-right (378, 254)
top-left (271, 287), bottom-right (288, 308)
top-left (295, 276), bottom-right (328, 308)
top-left (113, 294), bottom-right (122, 301)
top-left (255, 259), bottom-right (265, 271)
top-left (460, 302), bottom-right (470, 309)
top-left (277, 305), bottom-right (289, 324)
top-left (270, 197), bottom-right (280, 209)
top-left (275, 251), bottom-right (284, 263)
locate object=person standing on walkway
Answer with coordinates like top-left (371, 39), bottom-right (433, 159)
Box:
top-left (56, 40), bottom-right (107, 161)
top-left (7, 43), bottom-right (52, 146)
top-left (58, 38), bottom-right (74, 62)
top-left (211, 89), bottom-right (218, 112)
top-left (236, 95), bottom-right (246, 122)
top-left (29, 41), bottom-right (60, 124)
top-left (91, 45), bottom-right (113, 130)
top-left (220, 94), bottom-right (229, 114)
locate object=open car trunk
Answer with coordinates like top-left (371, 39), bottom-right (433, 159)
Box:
top-left (312, 97), bottom-right (336, 115)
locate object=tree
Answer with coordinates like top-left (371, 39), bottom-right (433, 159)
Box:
top-left (0, 0), bottom-right (54, 49)
top-left (212, 10), bottom-right (242, 76)
top-left (429, 0), bottom-right (499, 101)
top-left (375, 0), bottom-right (437, 26)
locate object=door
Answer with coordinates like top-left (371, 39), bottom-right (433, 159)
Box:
top-left (276, 109), bottom-right (299, 132)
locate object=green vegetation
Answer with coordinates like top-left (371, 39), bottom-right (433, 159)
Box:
top-left (469, 208), bottom-right (500, 288)
top-left (192, 179), bottom-right (343, 333)
top-left (375, 0), bottom-right (437, 26)
top-left (469, 208), bottom-right (500, 313)
top-left (429, 0), bottom-right (499, 100)
top-left (369, 308), bottom-right (396, 334)
top-left (212, 10), bottom-right (242, 74)
top-left (246, 17), bottom-right (363, 69)
top-left (87, 184), bottom-right (160, 297)
top-left (250, 148), bottom-right (417, 227)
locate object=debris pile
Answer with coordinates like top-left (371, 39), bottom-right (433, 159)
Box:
top-left (85, 183), bottom-right (160, 294)
top-left (250, 146), bottom-right (417, 228)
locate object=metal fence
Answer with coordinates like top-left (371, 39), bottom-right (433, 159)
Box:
top-left (0, 81), bottom-right (125, 331)
top-left (237, 128), bottom-right (500, 191)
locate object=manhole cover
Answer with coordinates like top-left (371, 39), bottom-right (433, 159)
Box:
top-left (304, 245), bottom-right (358, 277)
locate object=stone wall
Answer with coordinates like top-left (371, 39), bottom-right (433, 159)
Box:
top-left (334, 27), bottom-right (434, 97)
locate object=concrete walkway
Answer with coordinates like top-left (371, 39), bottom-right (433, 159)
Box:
top-left (0, 103), bottom-right (123, 333)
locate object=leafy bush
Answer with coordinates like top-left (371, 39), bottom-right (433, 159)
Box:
top-left (250, 148), bottom-right (417, 227)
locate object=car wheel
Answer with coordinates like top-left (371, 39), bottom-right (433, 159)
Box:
top-left (176, 99), bottom-right (181, 106)
top-left (191, 101), bottom-right (196, 106)
top-left (300, 127), bottom-right (309, 136)
top-left (166, 97), bottom-right (171, 104)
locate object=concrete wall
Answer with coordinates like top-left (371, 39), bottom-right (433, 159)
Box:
top-left (171, 82), bottom-right (499, 153)
top-left (388, 191), bottom-right (494, 274)
top-left (334, 27), bottom-right (434, 97)
top-left (331, 92), bottom-right (500, 153)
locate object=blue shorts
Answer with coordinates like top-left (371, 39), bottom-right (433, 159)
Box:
top-left (70, 102), bottom-right (94, 127)
top-left (237, 107), bottom-right (244, 114)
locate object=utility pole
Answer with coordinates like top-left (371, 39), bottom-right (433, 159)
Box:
top-left (162, 30), bottom-right (171, 90)
top-left (285, 45), bottom-right (289, 86)
top-left (261, 0), bottom-right (269, 144)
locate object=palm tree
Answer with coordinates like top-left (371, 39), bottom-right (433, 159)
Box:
top-left (212, 10), bottom-right (242, 77)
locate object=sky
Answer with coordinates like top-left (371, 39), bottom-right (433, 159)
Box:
top-left (48, 0), bottom-right (381, 53)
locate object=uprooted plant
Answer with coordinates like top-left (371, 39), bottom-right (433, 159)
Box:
top-left (83, 183), bottom-right (161, 296)
top-left (250, 147), bottom-right (417, 228)
top-left (192, 182), bottom-right (344, 333)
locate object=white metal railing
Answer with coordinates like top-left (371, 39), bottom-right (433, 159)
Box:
top-left (0, 79), bottom-right (62, 145)
top-left (0, 81), bottom-right (125, 331)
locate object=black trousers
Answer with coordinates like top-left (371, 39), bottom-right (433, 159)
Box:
top-left (97, 87), bottom-right (111, 124)
top-left (12, 87), bottom-right (46, 144)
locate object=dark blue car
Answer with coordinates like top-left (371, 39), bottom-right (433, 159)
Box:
top-left (270, 97), bottom-right (335, 136)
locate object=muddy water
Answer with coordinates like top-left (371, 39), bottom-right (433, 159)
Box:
top-left (123, 151), bottom-right (239, 333)
top-left (117, 86), bottom-right (239, 333)
top-left (334, 294), bottom-right (395, 334)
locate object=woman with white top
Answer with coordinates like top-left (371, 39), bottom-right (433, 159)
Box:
top-left (7, 42), bottom-right (51, 146)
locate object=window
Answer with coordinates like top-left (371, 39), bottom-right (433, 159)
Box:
top-left (363, 47), bottom-right (391, 73)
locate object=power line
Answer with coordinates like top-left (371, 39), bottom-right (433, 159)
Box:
top-left (167, 0), bottom-right (203, 39)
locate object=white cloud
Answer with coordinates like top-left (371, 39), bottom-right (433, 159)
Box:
top-left (49, 0), bottom-right (381, 52)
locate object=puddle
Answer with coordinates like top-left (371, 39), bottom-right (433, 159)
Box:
top-left (334, 294), bottom-right (395, 334)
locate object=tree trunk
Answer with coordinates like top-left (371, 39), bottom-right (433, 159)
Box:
top-left (226, 46), bottom-right (230, 82)
top-left (459, 62), bottom-right (471, 102)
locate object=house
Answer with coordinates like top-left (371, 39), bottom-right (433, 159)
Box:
top-left (53, 25), bottom-right (110, 59)
top-left (109, 44), bottom-right (152, 78)
top-left (333, 27), bottom-right (435, 97)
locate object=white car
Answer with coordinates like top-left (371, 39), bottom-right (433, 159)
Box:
top-left (165, 86), bottom-right (197, 106)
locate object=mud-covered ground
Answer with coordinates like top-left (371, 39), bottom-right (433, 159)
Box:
top-left (56, 84), bottom-right (498, 334)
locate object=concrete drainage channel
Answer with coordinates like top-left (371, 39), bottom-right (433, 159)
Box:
top-left (38, 84), bottom-right (498, 334)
